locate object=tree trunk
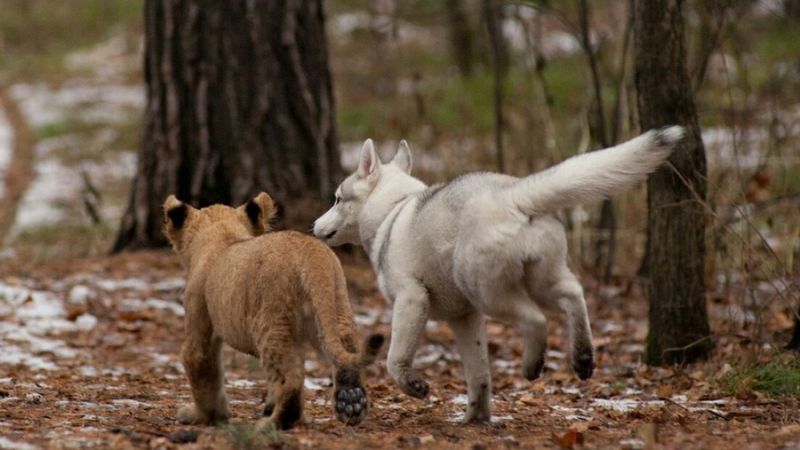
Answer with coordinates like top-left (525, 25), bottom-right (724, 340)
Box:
top-left (634, 0), bottom-right (712, 365)
top-left (113, 0), bottom-right (340, 251)
top-left (788, 312), bottom-right (800, 351)
top-left (483, 0), bottom-right (507, 173)
top-left (446, 0), bottom-right (475, 77)
top-left (577, 0), bottom-right (617, 283)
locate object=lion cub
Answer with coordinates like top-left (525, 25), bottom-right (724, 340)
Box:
top-left (163, 192), bottom-right (383, 429)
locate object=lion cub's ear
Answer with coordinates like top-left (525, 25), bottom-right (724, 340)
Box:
top-left (163, 195), bottom-right (189, 229)
top-left (242, 192), bottom-right (278, 235)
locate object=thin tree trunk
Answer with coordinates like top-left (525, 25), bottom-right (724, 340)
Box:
top-left (634, 0), bottom-right (712, 365)
top-left (446, 0), bottom-right (475, 77)
top-left (484, 0), bottom-right (506, 173)
top-left (577, 0), bottom-right (618, 282)
top-left (113, 0), bottom-right (340, 251)
top-left (787, 313), bottom-right (800, 350)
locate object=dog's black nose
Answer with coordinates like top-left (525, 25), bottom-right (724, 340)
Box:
top-left (324, 230), bottom-right (337, 240)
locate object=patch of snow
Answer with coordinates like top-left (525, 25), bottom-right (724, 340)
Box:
top-left (79, 366), bottom-right (98, 377)
top-left (0, 437), bottom-right (39, 450)
top-left (414, 343), bottom-right (454, 366)
top-left (565, 414), bottom-right (593, 421)
top-left (561, 387), bottom-right (581, 396)
top-left (354, 310), bottom-right (379, 326)
top-left (96, 278), bottom-right (150, 292)
top-left (619, 438), bottom-right (645, 449)
top-left (493, 358), bottom-right (518, 373)
top-left (25, 392), bottom-right (44, 404)
top-left (152, 277), bottom-right (185, 292)
top-left (450, 394), bottom-right (469, 406)
top-left (228, 379), bottom-right (256, 389)
top-left (68, 285), bottom-right (93, 305)
top-left (591, 398), bottom-right (664, 412)
top-left (0, 396), bottom-right (20, 405)
top-left (150, 353), bottom-right (172, 366)
top-left (304, 377), bottom-right (331, 391)
top-left (702, 126), bottom-right (800, 170)
top-left (9, 82), bottom-right (144, 129)
top-left (0, 282), bottom-right (96, 371)
top-left (120, 297), bottom-right (185, 316)
top-left (111, 399), bottom-right (151, 408)
top-left (502, 15), bottom-right (581, 57)
top-left (492, 414), bottom-right (514, 422)
top-left (65, 34), bottom-right (139, 80)
top-left (10, 144), bottom-right (136, 231)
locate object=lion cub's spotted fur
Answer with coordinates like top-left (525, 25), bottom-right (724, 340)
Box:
top-left (163, 192), bottom-right (382, 429)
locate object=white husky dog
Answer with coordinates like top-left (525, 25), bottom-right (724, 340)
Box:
top-left (313, 126), bottom-right (684, 422)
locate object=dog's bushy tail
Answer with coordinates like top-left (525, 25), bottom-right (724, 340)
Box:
top-left (507, 126), bottom-right (685, 215)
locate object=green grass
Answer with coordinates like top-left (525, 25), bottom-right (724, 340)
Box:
top-left (223, 422), bottom-right (284, 450)
top-left (719, 358), bottom-right (800, 398)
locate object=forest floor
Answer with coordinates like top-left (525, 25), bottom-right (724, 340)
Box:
top-left (1, 250), bottom-right (799, 450)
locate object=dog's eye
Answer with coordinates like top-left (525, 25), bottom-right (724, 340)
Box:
top-left (334, 195), bottom-right (341, 205)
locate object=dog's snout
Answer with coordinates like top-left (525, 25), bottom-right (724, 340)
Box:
top-left (324, 230), bottom-right (337, 240)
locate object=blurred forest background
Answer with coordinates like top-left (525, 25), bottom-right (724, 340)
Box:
top-left (0, 1), bottom-right (799, 449)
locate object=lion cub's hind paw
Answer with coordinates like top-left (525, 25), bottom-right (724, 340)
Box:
top-left (334, 386), bottom-right (368, 425)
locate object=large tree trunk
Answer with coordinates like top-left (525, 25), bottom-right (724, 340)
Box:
top-left (113, 0), bottom-right (340, 251)
top-left (634, 0), bottom-right (712, 365)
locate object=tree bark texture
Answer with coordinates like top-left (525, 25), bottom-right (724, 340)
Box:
top-left (483, 0), bottom-right (506, 173)
top-left (634, 0), bottom-right (712, 365)
top-left (114, 0), bottom-right (340, 251)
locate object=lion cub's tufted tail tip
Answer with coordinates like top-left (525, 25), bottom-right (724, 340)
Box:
top-left (360, 333), bottom-right (385, 366)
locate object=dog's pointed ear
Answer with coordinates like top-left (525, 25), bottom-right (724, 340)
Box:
top-left (243, 192), bottom-right (277, 234)
top-left (357, 138), bottom-right (381, 179)
top-left (163, 195), bottom-right (190, 229)
top-left (392, 140), bottom-right (412, 174)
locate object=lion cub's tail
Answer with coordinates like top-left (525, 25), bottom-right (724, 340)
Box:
top-left (302, 258), bottom-right (384, 371)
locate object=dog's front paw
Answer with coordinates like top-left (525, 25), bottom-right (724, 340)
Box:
top-left (399, 373), bottom-right (429, 399)
top-left (572, 350), bottom-right (595, 380)
top-left (334, 386), bottom-right (367, 425)
top-left (461, 407), bottom-right (491, 424)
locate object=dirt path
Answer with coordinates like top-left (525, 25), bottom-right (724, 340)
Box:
top-left (0, 88), bottom-right (35, 241)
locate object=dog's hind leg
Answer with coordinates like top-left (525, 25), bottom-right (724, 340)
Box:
top-left (387, 282), bottom-right (431, 399)
top-left (482, 288), bottom-right (548, 381)
top-left (536, 269), bottom-right (594, 380)
top-left (448, 310), bottom-right (491, 423)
